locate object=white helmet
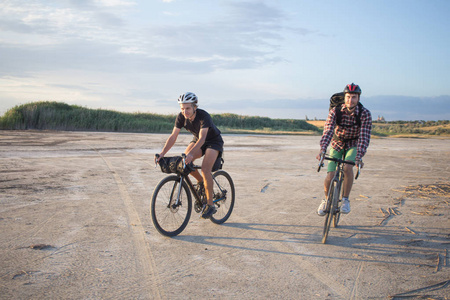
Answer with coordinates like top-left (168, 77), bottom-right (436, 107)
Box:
top-left (177, 92), bottom-right (198, 104)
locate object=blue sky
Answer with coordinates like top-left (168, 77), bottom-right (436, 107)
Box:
top-left (1, 0), bottom-right (449, 120)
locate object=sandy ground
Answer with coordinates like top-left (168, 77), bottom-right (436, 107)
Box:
top-left (0, 130), bottom-right (449, 300)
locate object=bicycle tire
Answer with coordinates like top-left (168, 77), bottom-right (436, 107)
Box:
top-left (322, 181), bottom-right (335, 244)
top-left (210, 170), bottom-right (235, 224)
top-left (333, 209), bottom-right (341, 228)
top-left (332, 182), bottom-right (342, 228)
top-left (151, 175), bottom-right (192, 237)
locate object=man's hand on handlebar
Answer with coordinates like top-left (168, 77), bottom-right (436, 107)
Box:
top-left (316, 149), bottom-right (325, 161)
top-left (317, 150), bottom-right (325, 172)
top-left (356, 159), bottom-right (364, 169)
top-left (184, 153), bottom-right (194, 165)
top-left (355, 159), bottom-right (363, 180)
top-left (154, 154), bottom-right (162, 167)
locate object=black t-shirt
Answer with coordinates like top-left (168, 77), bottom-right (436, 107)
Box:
top-left (175, 109), bottom-right (222, 142)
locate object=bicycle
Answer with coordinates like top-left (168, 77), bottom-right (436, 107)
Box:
top-left (317, 154), bottom-right (361, 244)
top-left (151, 153), bottom-right (235, 237)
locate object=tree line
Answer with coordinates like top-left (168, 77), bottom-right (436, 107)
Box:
top-left (1, 101), bottom-right (448, 136)
top-left (0, 101), bottom-right (319, 134)
top-left (372, 121), bottom-right (450, 136)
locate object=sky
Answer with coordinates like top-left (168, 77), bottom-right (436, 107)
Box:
top-left (1, 0), bottom-right (449, 121)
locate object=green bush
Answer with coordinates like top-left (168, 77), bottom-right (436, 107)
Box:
top-left (0, 101), bottom-right (319, 133)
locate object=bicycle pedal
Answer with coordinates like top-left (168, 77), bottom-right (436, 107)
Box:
top-left (194, 201), bottom-right (203, 213)
top-left (199, 204), bottom-right (207, 218)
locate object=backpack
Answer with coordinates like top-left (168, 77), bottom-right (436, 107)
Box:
top-left (329, 92), bottom-right (364, 127)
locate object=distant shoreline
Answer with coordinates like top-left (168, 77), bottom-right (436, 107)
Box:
top-left (1, 129), bottom-right (449, 139)
top-left (1, 101), bottom-right (448, 137)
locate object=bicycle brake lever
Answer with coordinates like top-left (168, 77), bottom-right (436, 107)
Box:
top-left (181, 153), bottom-right (187, 168)
top-left (154, 154), bottom-right (160, 168)
top-left (317, 154), bottom-right (325, 172)
top-left (355, 163), bottom-right (361, 180)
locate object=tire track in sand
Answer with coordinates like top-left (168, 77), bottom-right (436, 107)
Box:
top-left (235, 211), bottom-right (350, 298)
top-left (349, 261), bottom-right (364, 300)
top-left (94, 149), bottom-right (164, 299)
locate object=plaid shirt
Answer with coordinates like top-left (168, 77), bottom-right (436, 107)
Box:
top-left (320, 104), bottom-right (372, 160)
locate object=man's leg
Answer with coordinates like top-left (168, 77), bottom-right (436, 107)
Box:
top-left (340, 148), bottom-right (357, 214)
top-left (324, 148), bottom-right (342, 197)
top-left (324, 171), bottom-right (336, 198)
top-left (342, 164), bottom-right (354, 198)
top-left (342, 147), bottom-right (357, 198)
top-left (318, 172), bottom-right (335, 216)
top-left (201, 148), bottom-right (219, 206)
top-left (340, 164), bottom-right (353, 214)
top-left (318, 149), bottom-right (340, 216)
top-left (184, 143), bottom-right (203, 182)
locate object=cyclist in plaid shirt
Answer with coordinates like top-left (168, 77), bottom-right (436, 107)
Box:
top-left (316, 83), bottom-right (372, 215)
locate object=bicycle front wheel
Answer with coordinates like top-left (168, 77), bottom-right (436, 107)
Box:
top-left (210, 170), bottom-right (235, 224)
top-left (322, 181), bottom-right (335, 244)
top-left (151, 175), bottom-right (192, 237)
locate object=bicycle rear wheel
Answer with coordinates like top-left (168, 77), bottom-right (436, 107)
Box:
top-left (332, 183), bottom-right (342, 228)
top-left (210, 170), bottom-right (235, 224)
top-left (322, 181), bottom-right (335, 244)
top-left (151, 175), bottom-right (192, 237)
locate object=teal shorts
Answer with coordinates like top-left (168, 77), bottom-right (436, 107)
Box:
top-left (327, 147), bottom-right (357, 172)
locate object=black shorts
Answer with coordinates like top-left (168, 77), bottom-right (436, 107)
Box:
top-left (191, 136), bottom-right (224, 156)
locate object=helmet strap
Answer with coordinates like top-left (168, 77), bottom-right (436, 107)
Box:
top-left (189, 108), bottom-right (197, 121)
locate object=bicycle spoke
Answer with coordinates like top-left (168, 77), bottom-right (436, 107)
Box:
top-left (332, 182), bottom-right (342, 228)
top-left (151, 176), bottom-right (192, 237)
top-left (210, 170), bottom-right (235, 224)
top-left (322, 181), bottom-right (335, 243)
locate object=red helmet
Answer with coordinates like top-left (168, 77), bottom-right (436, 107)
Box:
top-left (344, 83), bottom-right (361, 94)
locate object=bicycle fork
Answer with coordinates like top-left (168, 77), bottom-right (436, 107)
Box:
top-left (168, 177), bottom-right (184, 209)
top-left (212, 177), bottom-right (225, 203)
top-left (326, 175), bottom-right (341, 214)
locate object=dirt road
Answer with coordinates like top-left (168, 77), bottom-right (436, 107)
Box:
top-left (0, 131), bottom-right (449, 299)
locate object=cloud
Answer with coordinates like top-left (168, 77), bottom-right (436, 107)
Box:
top-left (94, 0), bottom-right (136, 7)
top-left (133, 1), bottom-right (315, 71)
top-left (0, 0), bottom-right (322, 117)
top-left (0, 0), bottom-right (131, 42)
top-left (0, 18), bottom-right (34, 34)
top-left (0, 0), bottom-right (314, 78)
top-left (364, 95), bottom-right (450, 121)
top-left (204, 95), bottom-right (450, 121)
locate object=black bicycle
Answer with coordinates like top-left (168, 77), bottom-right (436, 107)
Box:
top-left (151, 154), bottom-right (235, 237)
top-left (317, 154), bottom-right (361, 243)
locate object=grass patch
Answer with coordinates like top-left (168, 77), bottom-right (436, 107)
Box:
top-left (2, 101), bottom-right (448, 137)
top-left (0, 101), bottom-right (320, 134)
top-left (308, 120), bottom-right (450, 137)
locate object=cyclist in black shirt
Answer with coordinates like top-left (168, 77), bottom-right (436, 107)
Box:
top-left (156, 92), bottom-right (224, 219)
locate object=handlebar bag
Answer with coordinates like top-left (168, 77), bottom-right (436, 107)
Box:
top-left (159, 156), bottom-right (183, 174)
top-left (159, 156), bottom-right (194, 175)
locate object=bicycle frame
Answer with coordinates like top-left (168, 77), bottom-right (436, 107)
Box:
top-left (318, 154), bottom-right (358, 243)
top-left (166, 155), bottom-right (226, 208)
top-left (329, 162), bottom-right (344, 205)
top-left (152, 153), bottom-right (235, 236)
top-left (173, 167), bottom-right (227, 205)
